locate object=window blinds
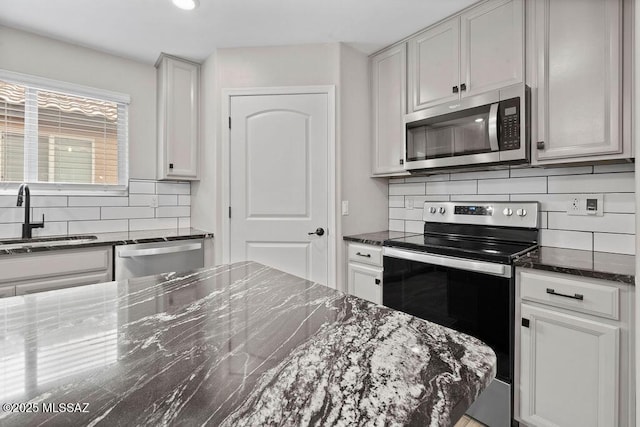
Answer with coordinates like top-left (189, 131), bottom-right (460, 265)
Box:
top-left (0, 73), bottom-right (129, 188)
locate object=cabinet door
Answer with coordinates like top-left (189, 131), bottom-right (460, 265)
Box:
top-left (460, 0), bottom-right (524, 98)
top-left (408, 18), bottom-right (460, 111)
top-left (520, 304), bottom-right (619, 427)
top-left (371, 45), bottom-right (409, 176)
top-left (15, 271), bottom-right (112, 295)
top-left (534, 0), bottom-right (622, 162)
top-left (158, 56), bottom-right (200, 180)
top-left (347, 262), bottom-right (382, 305)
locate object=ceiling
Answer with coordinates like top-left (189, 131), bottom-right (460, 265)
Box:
top-left (0, 0), bottom-right (478, 64)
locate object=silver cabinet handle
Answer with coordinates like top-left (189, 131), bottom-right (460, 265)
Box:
top-left (118, 242), bottom-right (202, 258)
top-left (356, 252), bottom-right (371, 258)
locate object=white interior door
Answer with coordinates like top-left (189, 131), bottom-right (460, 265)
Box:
top-left (229, 92), bottom-right (329, 284)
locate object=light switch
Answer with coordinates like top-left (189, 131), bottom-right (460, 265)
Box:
top-left (341, 200), bottom-right (349, 216)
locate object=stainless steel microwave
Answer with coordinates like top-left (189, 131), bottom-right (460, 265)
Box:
top-left (403, 84), bottom-right (530, 172)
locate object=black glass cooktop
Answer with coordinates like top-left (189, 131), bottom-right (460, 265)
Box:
top-left (384, 233), bottom-right (537, 264)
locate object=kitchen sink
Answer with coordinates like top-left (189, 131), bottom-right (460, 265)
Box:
top-left (0, 235), bottom-right (98, 250)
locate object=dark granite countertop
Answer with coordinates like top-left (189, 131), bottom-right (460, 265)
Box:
top-left (0, 261), bottom-right (496, 426)
top-left (343, 230), bottom-right (421, 246)
top-left (0, 227), bottom-right (213, 256)
top-left (514, 246), bottom-right (635, 285)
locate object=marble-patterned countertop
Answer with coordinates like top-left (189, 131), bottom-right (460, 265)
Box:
top-left (0, 261), bottom-right (496, 426)
top-left (514, 246), bottom-right (635, 285)
top-left (343, 230), bottom-right (421, 246)
top-left (0, 227), bottom-right (213, 256)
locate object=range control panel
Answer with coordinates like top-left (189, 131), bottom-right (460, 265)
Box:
top-left (424, 202), bottom-right (539, 228)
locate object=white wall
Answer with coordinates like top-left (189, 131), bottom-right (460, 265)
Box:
top-left (191, 43), bottom-right (389, 289)
top-left (389, 164), bottom-right (635, 255)
top-left (0, 26), bottom-right (157, 179)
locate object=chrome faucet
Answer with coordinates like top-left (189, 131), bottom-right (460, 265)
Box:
top-left (16, 184), bottom-right (45, 239)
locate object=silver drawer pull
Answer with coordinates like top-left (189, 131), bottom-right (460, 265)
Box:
top-left (118, 242), bottom-right (202, 258)
top-left (546, 288), bottom-right (584, 301)
top-left (356, 252), bottom-right (371, 258)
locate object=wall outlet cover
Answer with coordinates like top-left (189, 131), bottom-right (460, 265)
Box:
top-left (341, 200), bottom-right (349, 216)
top-left (566, 194), bottom-right (603, 216)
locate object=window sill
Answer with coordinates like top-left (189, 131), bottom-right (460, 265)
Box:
top-left (0, 183), bottom-right (128, 196)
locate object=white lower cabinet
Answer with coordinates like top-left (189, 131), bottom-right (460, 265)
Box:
top-left (516, 268), bottom-right (634, 427)
top-left (0, 247), bottom-right (113, 297)
top-left (346, 243), bottom-right (382, 304)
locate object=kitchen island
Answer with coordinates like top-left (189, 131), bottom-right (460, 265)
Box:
top-left (0, 261), bottom-right (495, 426)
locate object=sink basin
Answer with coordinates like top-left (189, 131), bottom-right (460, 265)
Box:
top-left (0, 235), bottom-right (98, 250)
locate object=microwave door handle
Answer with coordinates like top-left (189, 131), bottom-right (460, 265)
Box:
top-left (488, 103), bottom-right (500, 151)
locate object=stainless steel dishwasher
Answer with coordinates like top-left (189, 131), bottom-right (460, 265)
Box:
top-left (114, 239), bottom-right (204, 281)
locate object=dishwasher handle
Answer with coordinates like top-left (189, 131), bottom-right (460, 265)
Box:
top-left (118, 242), bottom-right (202, 258)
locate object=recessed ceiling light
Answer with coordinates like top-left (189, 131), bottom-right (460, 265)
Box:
top-left (173, 0), bottom-right (199, 10)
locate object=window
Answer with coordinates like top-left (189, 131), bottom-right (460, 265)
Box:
top-left (0, 70), bottom-right (129, 192)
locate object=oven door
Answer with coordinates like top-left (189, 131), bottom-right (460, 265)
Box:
top-left (383, 247), bottom-right (514, 427)
top-left (382, 247), bottom-right (512, 382)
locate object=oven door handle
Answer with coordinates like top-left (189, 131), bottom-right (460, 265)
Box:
top-left (383, 247), bottom-right (511, 278)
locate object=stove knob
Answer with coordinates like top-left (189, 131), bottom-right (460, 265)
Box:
top-left (438, 207), bottom-right (446, 214)
top-left (516, 208), bottom-right (527, 217)
top-left (503, 208), bottom-right (513, 216)
top-left (429, 207), bottom-right (436, 214)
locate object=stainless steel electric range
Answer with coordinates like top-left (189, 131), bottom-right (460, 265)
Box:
top-left (383, 201), bottom-right (540, 427)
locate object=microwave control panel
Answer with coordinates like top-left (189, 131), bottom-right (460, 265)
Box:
top-left (500, 97), bottom-right (520, 150)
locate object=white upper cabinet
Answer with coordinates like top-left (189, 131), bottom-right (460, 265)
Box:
top-left (408, 18), bottom-right (460, 111)
top-left (460, 0), bottom-right (524, 98)
top-left (370, 44), bottom-right (409, 176)
top-left (156, 53), bottom-right (200, 180)
top-left (532, 0), bottom-right (630, 164)
top-left (408, 0), bottom-right (523, 113)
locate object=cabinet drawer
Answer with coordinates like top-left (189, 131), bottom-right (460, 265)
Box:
top-left (347, 243), bottom-right (382, 267)
top-left (520, 270), bottom-right (619, 320)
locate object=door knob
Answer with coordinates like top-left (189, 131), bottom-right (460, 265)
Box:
top-left (308, 227), bottom-right (325, 236)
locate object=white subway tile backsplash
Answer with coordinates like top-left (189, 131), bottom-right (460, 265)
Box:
top-left (389, 196), bottom-right (404, 208)
top-left (548, 172), bottom-right (634, 193)
top-left (450, 169), bottom-right (509, 181)
top-left (130, 218), bottom-right (178, 231)
top-left (548, 212), bottom-right (635, 234)
top-left (160, 195), bottom-right (179, 206)
top-left (68, 220), bottom-right (129, 234)
top-left (540, 229), bottom-right (593, 251)
top-left (69, 196), bottom-right (129, 207)
top-left (427, 180), bottom-right (476, 195)
top-left (156, 182), bottom-right (190, 195)
top-left (389, 165), bottom-right (636, 255)
top-left (33, 207), bottom-right (100, 222)
top-left (178, 218), bottom-right (191, 229)
top-left (101, 207), bottom-right (155, 220)
top-left (389, 219), bottom-right (404, 232)
top-left (128, 194), bottom-right (156, 207)
top-left (450, 194), bottom-right (510, 201)
top-left (405, 220), bottom-right (424, 233)
top-left (478, 177), bottom-right (546, 194)
top-left (129, 180), bottom-right (156, 194)
top-left (157, 206), bottom-right (190, 218)
top-left (603, 193), bottom-right (635, 213)
top-left (0, 179), bottom-right (192, 240)
top-left (594, 233), bottom-right (635, 255)
top-left (389, 182), bottom-right (425, 196)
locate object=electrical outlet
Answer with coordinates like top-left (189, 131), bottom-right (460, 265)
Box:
top-left (406, 198), bottom-right (414, 209)
top-left (150, 195), bottom-right (159, 208)
top-left (566, 194), bottom-right (603, 216)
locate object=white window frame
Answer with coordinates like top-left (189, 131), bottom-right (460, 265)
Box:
top-left (0, 69), bottom-right (130, 195)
